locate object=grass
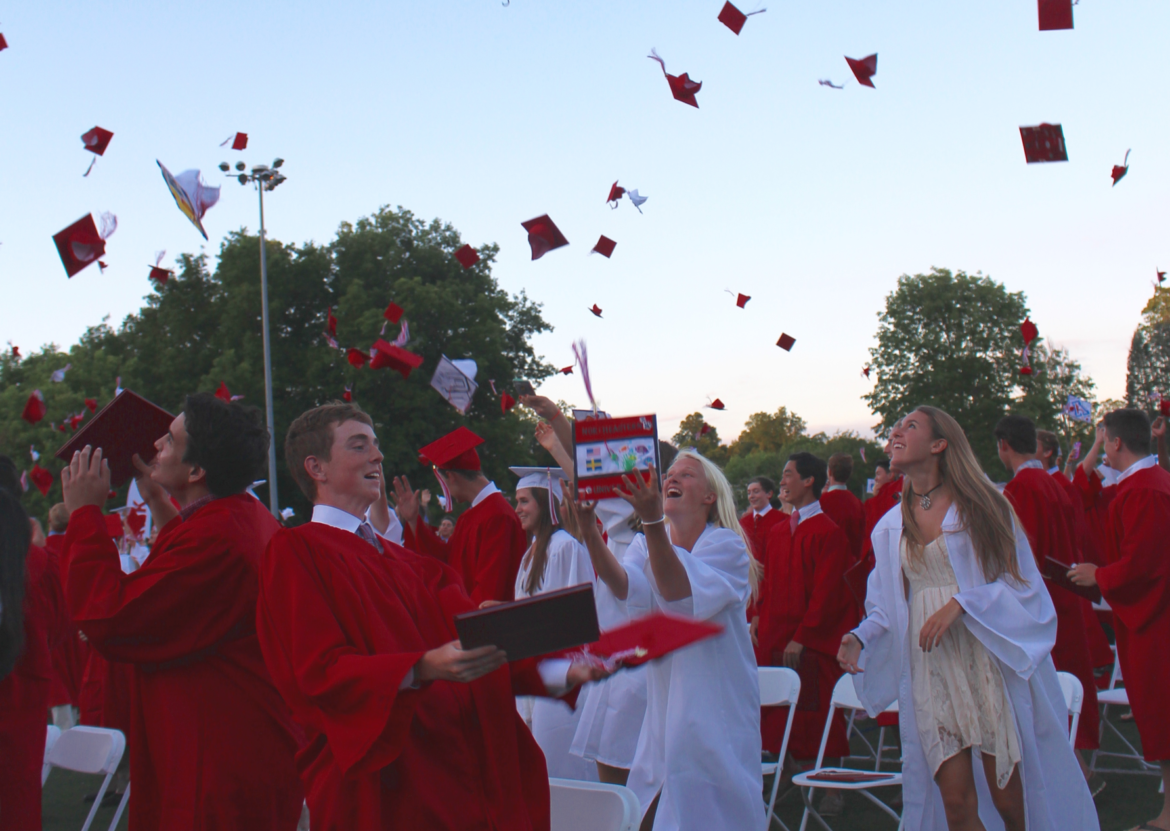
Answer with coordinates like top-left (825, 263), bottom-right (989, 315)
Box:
top-left (40, 707), bottom-right (1162, 831)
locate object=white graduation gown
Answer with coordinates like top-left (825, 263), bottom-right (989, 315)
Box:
top-left (596, 526), bottom-right (764, 831)
top-left (571, 501), bottom-right (650, 769)
top-left (853, 505), bottom-right (1100, 831)
top-left (514, 529), bottom-right (599, 781)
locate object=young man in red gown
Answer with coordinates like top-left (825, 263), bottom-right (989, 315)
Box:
top-left (397, 427), bottom-right (528, 606)
top-left (60, 394), bottom-right (304, 831)
top-left (738, 475), bottom-right (785, 564)
top-left (1071, 409), bottom-right (1170, 831)
top-left (257, 402), bottom-right (604, 830)
top-left (819, 453), bottom-right (865, 562)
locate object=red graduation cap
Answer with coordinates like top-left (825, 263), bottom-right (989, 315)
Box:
top-left (500, 391), bottom-right (516, 413)
top-left (1020, 124), bottom-right (1068, 163)
top-left (560, 365), bottom-right (574, 375)
top-left (214, 381), bottom-right (233, 403)
top-left (0, 33), bottom-right (8, 51)
top-left (1158, 269), bottom-right (1166, 284)
top-left (81, 127), bottom-right (114, 157)
top-left (346, 347), bottom-right (368, 368)
top-left (22, 391), bottom-right (47, 424)
top-left (1038, 0), bottom-right (1074, 30)
top-left (776, 333), bottom-right (796, 351)
top-left (419, 426), bottom-right (484, 471)
top-left (1020, 317), bottom-right (1038, 344)
top-left (454, 244), bottom-right (480, 269)
top-left (1111, 150), bottom-right (1130, 186)
top-left (1019, 365), bottom-right (1034, 376)
top-left (708, 398), bottom-right (726, 410)
top-left (85, 398), bottom-right (98, 413)
top-left (862, 365), bottom-right (872, 378)
top-left (606, 181), bottom-right (625, 207)
top-left (11, 345), bottom-right (20, 358)
top-left (647, 49), bottom-right (702, 108)
top-left (66, 412), bottom-right (85, 431)
top-left (522, 215), bottom-right (569, 260)
top-left (53, 214), bottom-right (106, 278)
top-left (845, 54), bottom-right (878, 88)
top-left (586, 612), bottom-right (723, 668)
top-left (29, 464), bottom-right (54, 497)
top-left (326, 306), bottom-right (338, 338)
top-left (592, 236), bottom-right (617, 258)
top-left (718, 2), bottom-right (765, 35)
top-left (369, 339), bottom-right (423, 379)
top-left (148, 266), bottom-right (172, 285)
top-left (383, 301), bottom-right (404, 324)
top-left (226, 132), bottom-right (248, 151)
top-left (342, 385), bottom-right (353, 403)
top-left (735, 293), bottom-right (750, 308)
top-left (589, 304), bottom-right (603, 318)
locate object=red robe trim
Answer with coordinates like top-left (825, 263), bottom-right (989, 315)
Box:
top-left (756, 512), bottom-right (859, 758)
top-left (1003, 468), bottom-right (1099, 749)
top-left (402, 490), bottom-right (528, 606)
top-left (1096, 465), bottom-right (1170, 761)
top-left (0, 545), bottom-right (68, 831)
top-left (62, 497), bottom-right (304, 831)
top-left (256, 523), bottom-right (553, 831)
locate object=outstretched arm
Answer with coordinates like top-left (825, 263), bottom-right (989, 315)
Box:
top-left (1079, 422), bottom-right (1106, 480)
top-left (521, 395), bottom-right (574, 459)
top-left (563, 495), bottom-right (628, 600)
top-left (618, 467), bottom-right (691, 602)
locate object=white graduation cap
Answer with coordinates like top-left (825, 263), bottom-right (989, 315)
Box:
top-left (431, 356), bottom-right (479, 414)
top-left (509, 466), bottom-right (565, 526)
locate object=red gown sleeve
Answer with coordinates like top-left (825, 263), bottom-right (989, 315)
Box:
top-left (256, 532), bottom-right (426, 775)
top-left (794, 525), bottom-right (857, 655)
top-left (61, 505), bottom-right (253, 663)
top-left (401, 517), bottom-right (449, 563)
top-left (1096, 489), bottom-right (1170, 632)
top-left (465, 512), bottom-right (524, 607)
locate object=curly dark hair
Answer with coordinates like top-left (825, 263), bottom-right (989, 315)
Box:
top-left (182, 393), bottom-right (270, 497)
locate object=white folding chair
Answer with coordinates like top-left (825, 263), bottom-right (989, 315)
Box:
top-left (1055, 671), bottom-right (1083, 745)
top-left (791, 675), bottom-right (902, 831)
top-left (45, 726), bottom-right (130, 831)
top-left (843, 710), bottom-right (902, 772)
top-left (43, 725), bottom-right (62, 785)
top-left (549, 778), bottom-right (640, 831)
top-left (1089, 650), bottom-right (1160, 776)
top-left (759, 667), bottom-right (801, 829)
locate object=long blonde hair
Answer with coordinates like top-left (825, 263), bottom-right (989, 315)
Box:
top-left (672, 450), bottom-right (762, 600)
top-left (901, 406), bottom-right (1025, 584)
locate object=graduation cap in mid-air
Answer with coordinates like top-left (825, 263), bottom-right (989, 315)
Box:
top-left (589, 304), bottom-right (603, 318)
top-left (1020, 124), bottom-right (1068, 163)
top-left (1021, 317), bottom-right (1039, 344)
top-left (1038, 0), bottom-right (1074, 30)
top-left (22, 390), bottom-right (46, 424)
top-left (1111, 150), bottom-right (1130, 186)
top-left (454, 243), bottom-right (480, 269)
top-left (592, 236), bottom-right (616, 258)
top-left (369, 339), bottom-right (423, 379)
top-left (707, 398), bottom-right (726, 411)
top-left (726, 291), bottom-right (750, 308)
top-left (148, 251), bottom-right (173, 285)
top-left (383, 301), bottom-right (404, 324)
top-left (53, 213), bottom-right (115, 278)
top-left (0, 33), bottom-right (9, 51)
top-left (776, 333), bottom-right (796, 351)
top-left (81, 126), bottom-right (113, 175)
top-left (346, 348), bottom-right (368, 368)
top-left (718, 2), bottom-right (766, 35)
top-left (560, 365), bottom-right (574, 375)
top-left (606, 181), bottom-right (625, 207)
top-left (522, 215), bottom-right (569, 260)
top-left (221, 132), bottom-right (248, 151)
top-left (1158, 269), bottom-right (1166, 284)
top-left (845, 54), bottom-right (878, 88)
top-left (648, 48), bottom-right (702, 108)
top-left (157, 161), bottom-right (221, 240)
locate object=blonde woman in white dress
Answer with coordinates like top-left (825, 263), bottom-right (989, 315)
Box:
top-left (837, 406), bottom-right (1098, 831)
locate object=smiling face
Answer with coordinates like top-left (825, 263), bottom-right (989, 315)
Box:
top-left (438, 518), bottom-right (455, 539)
top-left (746, 481), bottom-right (772, 512)
top-left (779, 461), bottom-right (813, 506)
top-left (306, 419), bottom-right (384, 514)
top-left (889, 410), bottom-right (945, 471)
top-left (662, 456), bottom-right (714, 521)
top-left (873, 466), bottom-right (890, 488)
top-left (151, 413), bottom-right (206, 497)
top-left (514, 488), bottom-right (542, 534)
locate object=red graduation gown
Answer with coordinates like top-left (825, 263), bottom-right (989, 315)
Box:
top-left (820, 488), bottom-right (866, 561)
top-left (402, 489), bottom-right (528, 606)
top-left (44, 534), bottom-right (90, 708)
top-left (62, 497), bottom-right (304, 831)
top-left (256, 523), bottom-right (554, 831)
top-left (738, 507), bottom-right (786, 563)
top-left (756, 512), bottom-right (859, 758)
top-left (0, 545), bottom-right (67, 831)
top-left (1096, 464), bottom-right (1170, 761)
top-left (1003, 468), bottom-right (1099, 749)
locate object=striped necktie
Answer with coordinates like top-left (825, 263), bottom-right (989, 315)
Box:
top-left (356, 522), bottom-right (383, 553)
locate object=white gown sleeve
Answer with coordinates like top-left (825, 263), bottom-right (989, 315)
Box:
top-left (654, 527), bottom-right (751, 622)
top-left (542, 531), bottom-right (596, 593)
top-left (594, 534), bottom-right (654, 628)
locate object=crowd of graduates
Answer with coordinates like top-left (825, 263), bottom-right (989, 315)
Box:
top-left (0, 388), bottom-right (1168, 831)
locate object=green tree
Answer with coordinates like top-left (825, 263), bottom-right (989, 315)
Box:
top-left (672, 413), bottom-right (729, 466)
top-left (1, 206), bottom-right (555, 523)
top-left (727, 408), bottom-right (807, 456)
top-left (1126, 322), bottom-right (1170, 414)
top-left (864, 267), bottom-right (1038, 475)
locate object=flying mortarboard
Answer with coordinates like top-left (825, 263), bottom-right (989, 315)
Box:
top-left (589, 304), bottom-right (603, 318)
top-left (1111, 150), bottom-right (1130, 186)
top-left (776, 333), bottom-right (796, 351)
top-left (1019, 124), bottom-right (1067, 163)
top-left (85, 398), bottom-right (98, 413)
top-left (707, 398), bottom-right (726, 410)
top-left (369, 339), bottom-right (423, 379)
top-left (346, 348), bottom-right (368, 368)
top-left (647, 49), bottom-right (702, 108)
top-left (81, 127), bottom-right (113, 156)
top-left (845, 54), bottom-right (878, 88)
top-left (53, 214), bottom-right (107, 278)
top-left (215, 381), bottom-right (233, 403)
top-left (560, 365), bottom-right (574, 375)
top-left (383, 301), bottom-right (404, 324)
top-left (521, 215), bottom-right (569, 260)
top-left (718, 2), bottom-right (766, 35)
top-left (22, 390), bottom-right (46, 424)
top-left (419, 426), bottom-right (484, 471)
top-left (430, 356), bottom-right (479, 414)
top-left (220, 132), bottom-right (248, 151)
top-left (55, 390), bottom-right (176, 487)
top-left (0, 33), bottom-right (8, 51)
top-left (627, 190), bottom-right (648, 213)
top-left (157, 161), bottom-right (221, 240)
top-left (326, 306), bottom-right (338, 338)
top-left (606, 181), bottom-right (625, 207)
top-left (1038, 0), bottom-right (1074, 30)
top-left (1158, 269), bottom-right (1166, 284)
top-left (500, 391), bottom-right (516, 413)
top-left (454, 244), bottom-right (480, 269)
top-left (342, 385), bottom-right (353, 402)
top-left (862, 365), bottom-right (871, 379)
top-left (148, 250), bottom-right (172, 285)
top-left (592, 236), bottom-right (616, 258)
top-left (726, 290), bottom-right (750, 308)
top-left (1020, 318), bottom-right (1038, 344)
top-left (29, 464), bottom-right (53, 497)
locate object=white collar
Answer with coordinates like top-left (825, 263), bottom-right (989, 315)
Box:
top-left (753, 504), bottom-right (773, 518)
top-left (824, 483), bottom-right (848, 492)
top-left (794, 500), bottom-right (823, 524)
top-left (311, 504), bottom-right (368, 533)
top-left (1017, 459), bottom-right (1045, 472)
top-left (471, 481), bottom-right (500, 508)
top-left (1047, 465), bottom-right (1060, 476)
top-left (1117, 455), bottom-right (1158, 484)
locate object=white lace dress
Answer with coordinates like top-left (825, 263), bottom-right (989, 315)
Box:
top-left (901, 535), bottom-right (1021, 787)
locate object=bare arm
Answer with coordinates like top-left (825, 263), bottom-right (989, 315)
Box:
top-left (563, 496), bottom-right (629, 600)
top-left (1079, 422), bottom-right (1106, 480)
top-left (535, 421), bottom-right (574, 482)
top-left (522, 395), bottom-right (574, 461)
top-left (618, 467), bottom-right (692, 602)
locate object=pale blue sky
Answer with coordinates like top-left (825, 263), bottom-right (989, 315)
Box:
top-left (1, 0), bottom-right (1166, 441)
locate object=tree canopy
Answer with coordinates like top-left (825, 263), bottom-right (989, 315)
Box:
top-left (1, 206), bottom-right (555, 522)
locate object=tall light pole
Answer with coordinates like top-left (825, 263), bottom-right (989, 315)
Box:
top-left (219, 158), bottom-right (287, 519)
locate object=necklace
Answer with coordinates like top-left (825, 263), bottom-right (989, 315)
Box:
top-left (911, 483), bottom-right (943, 510)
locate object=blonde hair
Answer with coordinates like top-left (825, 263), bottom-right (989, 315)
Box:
top-left (901, 406), bottom-right (1025, 584)
top-left (671, 450), bottom-right (762, 601)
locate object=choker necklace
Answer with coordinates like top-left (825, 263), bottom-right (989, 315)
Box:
top-left (910, 483), bottom-right (943, 510)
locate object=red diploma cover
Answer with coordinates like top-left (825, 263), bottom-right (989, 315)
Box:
top-left (1042, 556), bottom-right (1102, 604)
top-left (55, 391), bottom-right (175, 486)
top-left (454, 584), bottom-right (600, 661)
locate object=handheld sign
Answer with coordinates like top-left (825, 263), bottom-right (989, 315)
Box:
top-left (573, 414), bottom-right (660, 500)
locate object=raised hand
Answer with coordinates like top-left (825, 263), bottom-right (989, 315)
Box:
top-left (519, 394), bottom-right (561, 422)
top-left (616, 465), bottom-right (663, 523)
top-left (391, 476), bottom-right (421, 527)
top-left (534, 421), bottom-right (558, 451)
top-left (61, 446), bottom-right (111, 514)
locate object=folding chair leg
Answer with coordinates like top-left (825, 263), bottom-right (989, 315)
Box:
top-left (875, 727), bottom-right (885, 772)
top-left (108, 781), bottom-right (130, 831)
top-left (79, 773), bottom-right (113, 831)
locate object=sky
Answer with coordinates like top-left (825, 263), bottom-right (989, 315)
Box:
top-left (1, 0), bottom-right (1166, 444)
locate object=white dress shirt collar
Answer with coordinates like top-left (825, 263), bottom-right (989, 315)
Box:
top-left (311, 504), bottom-right (367, 532)
top-left (471, 481), bottom-right (500, 509)
top-left (795, 500), bottom-right (823, 524)
top-left (753, 504), bottom-right (773, 518)
top-left (1117, 455), bottom-right (1158, 485)
top-left (823, 484), bottom-right (847, 492)
top-left (1047, 465), bottom-right (1060, 476)
top-left (1018, 459), bottom-right (1045, 472)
